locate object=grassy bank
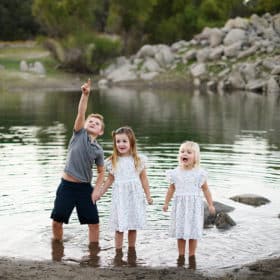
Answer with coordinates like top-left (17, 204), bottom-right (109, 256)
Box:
top-left (0, 41), bottom-right (89, 92)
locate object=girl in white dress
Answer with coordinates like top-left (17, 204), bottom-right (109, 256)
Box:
top-left (163, 141), bottom-right (215, 268)
top-left (99, 126), bottom-right (153, 261)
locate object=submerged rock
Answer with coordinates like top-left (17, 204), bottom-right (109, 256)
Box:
top-left (230, 194), bottom-right (270, 207)
top-left (215, 212), bottom-right (236, 229)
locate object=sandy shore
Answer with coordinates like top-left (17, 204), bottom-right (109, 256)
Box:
top-left (1, 256), bottom-right (280, 280)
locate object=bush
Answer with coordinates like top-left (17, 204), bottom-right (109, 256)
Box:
top-left (44, 32), bottom-right (122, 73)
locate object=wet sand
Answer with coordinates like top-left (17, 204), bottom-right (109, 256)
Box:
top-left (1, 256), bottom-right (280, 280)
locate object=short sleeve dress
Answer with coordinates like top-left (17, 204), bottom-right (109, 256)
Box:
top-left (166, 167), bottom-right (207, 240)
top-left (106, 155), bottom-right (147, 232)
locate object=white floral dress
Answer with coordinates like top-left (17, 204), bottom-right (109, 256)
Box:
top-left (166, 167), bottom-right (207, 240)
top-left (106, 155), bottom-right (147, 232)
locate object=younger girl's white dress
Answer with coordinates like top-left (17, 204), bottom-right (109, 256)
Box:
top-left (166, 167), bottom-right (207, 240)
top-left (106, 155), bottom-right (147, 232)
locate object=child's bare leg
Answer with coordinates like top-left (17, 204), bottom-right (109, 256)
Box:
top-left (189, 239), bottom-right (197, 256)
top-left (177, 239), bottom-right (186, 256)
top-left (88, 224), bottom-right (99, 243)
top-left (115, 231), bottom-right (124, 249)
top-left (52, 220), bottom-right (63, 241)
top-left (128, 230), bottom-right (137, 248)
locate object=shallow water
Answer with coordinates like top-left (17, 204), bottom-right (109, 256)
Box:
top-left (0, 87), bottom-right (280, 275)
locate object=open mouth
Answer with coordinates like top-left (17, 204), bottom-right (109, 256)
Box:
top-left (182, 156), bottom-right (188, 163)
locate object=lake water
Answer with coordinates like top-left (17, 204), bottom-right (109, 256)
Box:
top-left (0, 86), bottom-right (280, 275)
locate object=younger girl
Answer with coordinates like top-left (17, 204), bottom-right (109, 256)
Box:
top-left (163, 141), bottom-right (215, 268)
top-left (99, 126), bottom-right (153, 261)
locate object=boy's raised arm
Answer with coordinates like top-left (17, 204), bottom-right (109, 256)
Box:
top-left (74, 79), bottom-right (91, 131)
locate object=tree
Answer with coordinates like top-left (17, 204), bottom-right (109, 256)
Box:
top-left (32, 0), bottom-right (104, 37)
top-left (0, 0), bottom-right (40, 40)
top-left (106, 0), bottom-right (158, 53)
top-left (246, 0), bottom-right (280, 15)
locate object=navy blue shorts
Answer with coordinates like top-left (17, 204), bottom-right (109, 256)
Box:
top-left (51, 179), bottom-right (99, 224)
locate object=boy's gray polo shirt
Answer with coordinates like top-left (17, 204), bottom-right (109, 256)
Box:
top-left (64, 128), bottom-right (104, 183)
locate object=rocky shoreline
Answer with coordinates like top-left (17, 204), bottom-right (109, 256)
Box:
top-left (1, 256), bottom-right (280, 280)
top-left (99, 13), bottom-right (280, 94)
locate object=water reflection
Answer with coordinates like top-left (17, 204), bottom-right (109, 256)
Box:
top-left (1, 88), bottom-right (280, 147)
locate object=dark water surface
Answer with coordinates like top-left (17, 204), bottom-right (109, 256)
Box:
top-left (0, 87), bottom-right (279, 275)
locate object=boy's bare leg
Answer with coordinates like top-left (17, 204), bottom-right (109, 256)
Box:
top-left (128, 230), bottom-right (137, 248)
top-left (88, 224), bottom-right (99, 243)
top-left (52, 220), bottom-right (63, 241)
top-left (189, 239), bottom-right (197, 256)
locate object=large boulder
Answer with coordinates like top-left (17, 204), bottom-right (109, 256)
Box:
top-left (224, 17), bottom-right (250, 30)
top-left (154, 45), bottom-right (174, 67)
top-left (230, 194), bottom-right (270, 207)
top-left (136, 45), bottom-right (156, 59)
top-left (223, 29), bottom-right (246, 46)
top-left (107, 64), bottom-right (137, 82)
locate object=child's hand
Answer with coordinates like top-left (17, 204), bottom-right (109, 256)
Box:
top-left (162, 204), bottom-right (168, 212)
top-left (81, 78), bottom-right (91, 96)
top-left (91, 190), bottom-right (100, 204)
top-left (208, 205), bottom-right (216, 215)
top-left (147, 196), bottom-right (153, 205)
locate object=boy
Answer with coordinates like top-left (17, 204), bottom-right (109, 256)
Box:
top-left (51, 79), bottom-right (105, 251)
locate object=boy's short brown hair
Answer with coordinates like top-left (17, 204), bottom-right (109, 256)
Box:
top-left (86, 113), bottom-right (105, 131)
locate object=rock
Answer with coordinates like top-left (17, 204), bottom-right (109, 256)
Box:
top-left (246, 79), bottom-right (266, 93)
top-left (32, 61), bottom-right (46, 75)
top-left (267, 76), bottom-right (280, 94)
top-left (140, 72), bottom-right (159, 80)
top-left (209, 28), bottom-right (224, 47)
top-left (115, 56), bottom-right (130, 67)
top-left (224, 41), bottom-right (242, 57)
top-left (271, 66), bottom-right (280, 75)
top-left (250, 14), bottom-right (270, 35)
top-left (206, 80), bottom-right (217, 92)
top-left (183, 49), bottom-right (197, 60)
top-left (224, 17), bottom-right (249, 30)
top-left (107, 64), bottom-right (137, 82)
top-left (171, 40), bottom-right (189, 52)
top-left (204, 201), bottom-right (235, 228)
top-left (20, 60), bottom-right (29, 72)
top-left (273, 14), bottom-right (280, 35)
top-left (240, 63), bottom-right (259, 83)
top-left (230, 194), bottom-right (270, 207)
top-left (0, 64), bottom-right (5, 70)
top-left (136, 45), bottom-right (156, 58)
top-left (238, 45), bottom-right (258, 59)
top-left (190, 63), bottom-right (206, 78)
top-left (223, 29), bottom-right (246, 46)
top-left (215, 212), bottom-right (236, 229)
top-left (226, 67), bottom-right (246, 90)
top-left (209, 46), bottom-right (224, 60)
top-left (196, 48), bottom-right (210, 62)
top-left (262, 58), bottom-right (278, 71)
top-left (141, 58), bottom-right (161, 73)
top-left (154, 45), bottom-right (174, 67)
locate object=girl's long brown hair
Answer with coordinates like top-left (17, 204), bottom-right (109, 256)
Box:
top-left (109, 126), bottom-right (141, 172)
